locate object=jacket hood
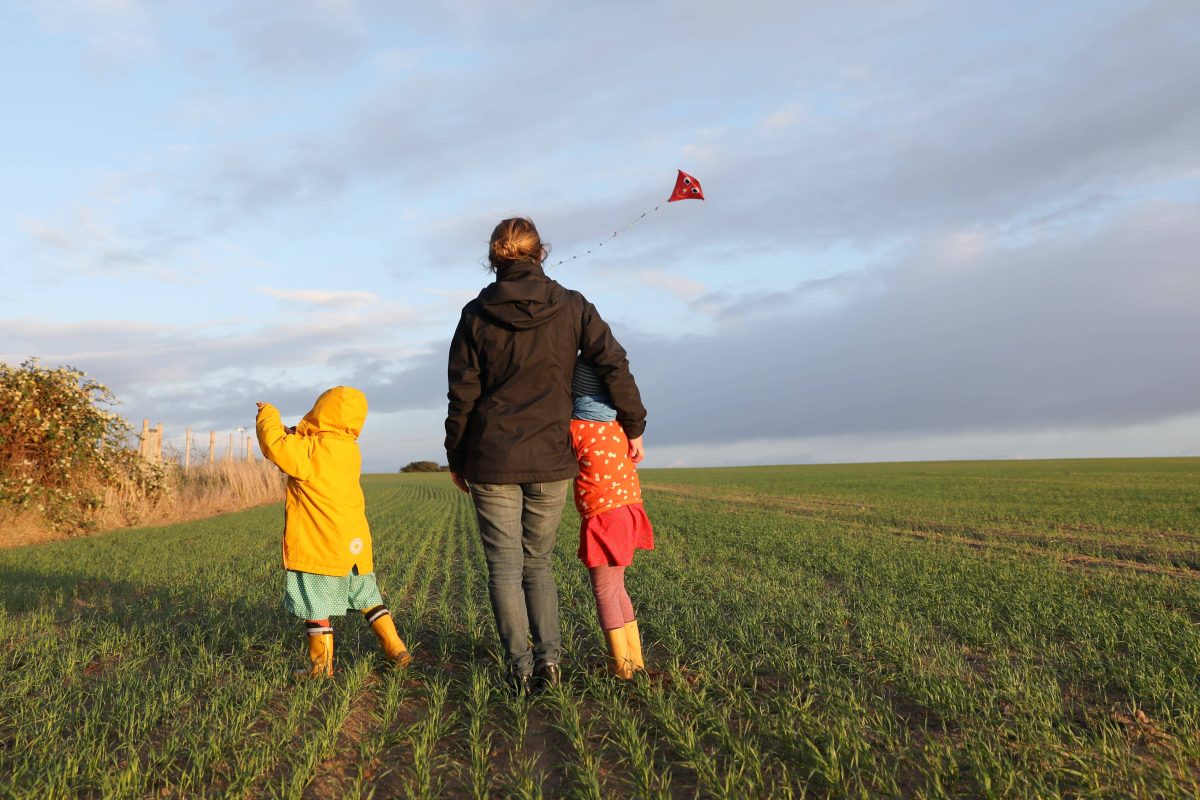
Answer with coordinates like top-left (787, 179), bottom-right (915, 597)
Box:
top-left (477, 260), bottom-right (567, 331)
top-left (297, 386), bottom-right (367, 439)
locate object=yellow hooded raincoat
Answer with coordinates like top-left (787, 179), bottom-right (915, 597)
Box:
top-left (256, 386), bottom-right (374, 576)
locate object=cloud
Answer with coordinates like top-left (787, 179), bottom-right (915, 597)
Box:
top-left (0, 296), bottom-right (434, 418)
top-left (5, 202), bottom-right (1194, 466)
top-left (216, 1), bottom-right (368, 76)
top-left (9, 0), bottom-right (1198, 469)
top-left (637, 270), bottom-right (706, 301)
top-left (647, 413), bottom-right (1200, 468)
top-left (258, 287), bottom-right (378, 307)
top-left (91, 345), bottom-right (449, 435)
top-left (18, 211), bottom-right (194, 281)
top-left (691, 270), bottom-right (871, 322)
top-left (153, 4), bottom-right (912, 234)
top-left (625, 200), bottom-right (1200, 445)
top-left (28, 0), bottom-right (158, 67)
top-left (391, 3), bottom-right (1199, 281)
top-left (759, 105), bottom-right (805, 132)
top-left (27, 0), bottom-right (1196, 286)
top-left (692, 7), bottom-right (1195, 255)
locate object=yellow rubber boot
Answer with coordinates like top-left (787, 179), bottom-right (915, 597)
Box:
top-left (363, 606), bottom-right (412, 668)
top-left (605, 627), bottom-right (634, 679)
top-left (298, 625), bottom-right (333, 678)
top-left (623, 620), bottom-right (645, 673)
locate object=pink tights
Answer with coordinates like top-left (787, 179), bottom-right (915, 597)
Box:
top-left (589, 564), bottom-right (636, 631)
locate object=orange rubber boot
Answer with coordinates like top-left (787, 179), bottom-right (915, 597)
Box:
top-left (623, 620), bottom-right (645, 673)
top-left (363, 606), bottom-right (412, 668)
top-left (605, 627), bottom-right (634, 679)
top-left (298, 623), bottom-right (333, 678)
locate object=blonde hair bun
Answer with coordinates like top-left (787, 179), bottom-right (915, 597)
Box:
top-left (489, 217), bottom-right (549, 271)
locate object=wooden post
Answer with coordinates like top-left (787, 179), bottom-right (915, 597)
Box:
top-left (208, 432), bottom-right (215, 465)
top-left (155, 423), bottom-right (164, 461)
top-left (184, 427), bottom-right (193, 473)
top-left (139, 419), bottom-right (150, 459)
top-left (227, 433), bottom-right (234, 462)
top-left (245, 435), bottom-right (254, 462)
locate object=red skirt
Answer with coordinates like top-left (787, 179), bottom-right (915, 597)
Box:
top-left (578, 503), bottom-right (655, 568)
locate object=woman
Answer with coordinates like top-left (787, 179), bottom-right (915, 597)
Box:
top-left (445, 217), bottom-right (646, 694)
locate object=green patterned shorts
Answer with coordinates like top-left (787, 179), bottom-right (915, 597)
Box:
top-left (284, 569), bottom-right (385, 621)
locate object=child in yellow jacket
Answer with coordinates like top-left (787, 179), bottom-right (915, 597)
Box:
top-left (256, 386), bottom-right (411, 677)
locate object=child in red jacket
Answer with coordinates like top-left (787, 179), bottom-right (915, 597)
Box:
top-left (570, 359), bottom-right (655, 678)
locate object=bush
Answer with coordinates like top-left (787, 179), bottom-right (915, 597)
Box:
top-left (0, 358), bottom-right (169, 532)
top-left (400, 460), bottom-right (442, 473)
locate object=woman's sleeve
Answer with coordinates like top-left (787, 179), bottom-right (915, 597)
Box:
top-left (256, 404), bottom-right (314, 481)
top-left (445, 310), bottom-right (481, 473)
top-left (579, 299), bottom-right (647, 439)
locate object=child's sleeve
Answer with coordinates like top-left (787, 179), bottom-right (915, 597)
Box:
top-left (256, 403), bottom-right (314, 481)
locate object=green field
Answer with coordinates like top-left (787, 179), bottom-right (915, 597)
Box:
top-left (2, 459), bottom-right (1198, 799)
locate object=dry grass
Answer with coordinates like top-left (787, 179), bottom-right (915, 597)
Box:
top-left (0, 507), bottom-right (65, 549)
top-left (1, 459), bottom-right (286, 549)
top-left (152, 459), bottom-right (286, 524)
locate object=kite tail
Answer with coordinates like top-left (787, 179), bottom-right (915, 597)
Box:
top-left (548, 203), bottom-right (663, 268)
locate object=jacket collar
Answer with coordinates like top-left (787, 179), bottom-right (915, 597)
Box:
top-left (494, 258), bottom-right (547, 282)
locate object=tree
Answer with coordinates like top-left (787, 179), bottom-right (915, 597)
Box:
top-left (399, 460), bottom-right (441, 473)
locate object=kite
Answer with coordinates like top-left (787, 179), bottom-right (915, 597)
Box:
top-left (549, 169), bottom-right (705, 268)
top-left (668, 170), bottom-right (705, 202)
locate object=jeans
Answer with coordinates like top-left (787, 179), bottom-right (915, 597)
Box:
top-left (469, 479), bottom-right (570, 673)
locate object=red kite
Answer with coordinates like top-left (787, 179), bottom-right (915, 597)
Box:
top-left (668, 169), bottom-right (704, 202)
top-left (550, 170), bottom-right (706, 267)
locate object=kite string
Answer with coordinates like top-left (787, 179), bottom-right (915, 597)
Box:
top-left (548, 202), bottom-right (663, 269)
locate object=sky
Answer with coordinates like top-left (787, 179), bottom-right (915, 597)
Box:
top-left (2, 0), bottom-right (1198, 472)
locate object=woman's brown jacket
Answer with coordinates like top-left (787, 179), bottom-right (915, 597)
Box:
top-left (445, 260), bottom-right (646, 484)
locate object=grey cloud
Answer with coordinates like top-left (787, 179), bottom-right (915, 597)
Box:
top-left (20, 213), bottom-right (198, 281)
top-left (111, 347), bottom-right (447, 435)
top-left (403, 1), bottom-right (1200, 275)
top-left (681, 2), bottom-right (1200, 251)
top-left (323, 348), bottom-right (447, 414)
top-left (172, 3), bottom-right (919, 234)
top-left (624, 201), bottom-right (1200, 445)
top-left (293, 203), bottom-right (1200, 455)
top-left (211, 1), bottom-right (369, 76)
top-left (0, 306), bottom-right (449, 436)
top-left (50, 0), bottom-right (1194, 280)
top-left (691, 271), bottom-right (870, 322)
top-left (8, 204), bottom-right (1194, 457)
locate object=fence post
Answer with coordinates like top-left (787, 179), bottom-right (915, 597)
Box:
top-left (139, 419), bottom-right (150, 459)
top-left (184, 427), bottom-right (193, 473)
top-left (245, 435), bottom-right (254, 462)
top-left (155, 423), bottom-right (164, 461)
top-left (208, 432), bottom-right (215, 465)
top-left (227, 433), bottom-right (234, 462)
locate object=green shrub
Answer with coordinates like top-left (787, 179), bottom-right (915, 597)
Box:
top-left (0, 358), bottom-right (170, 531)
